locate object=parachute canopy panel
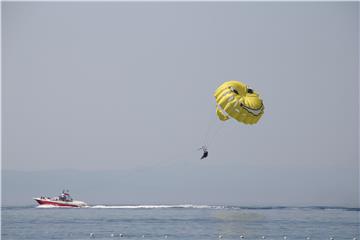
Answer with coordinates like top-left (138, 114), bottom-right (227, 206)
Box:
top-left (214, 80), bottom-right (264, 125)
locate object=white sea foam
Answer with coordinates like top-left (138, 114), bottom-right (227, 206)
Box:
top-left (90, 204), bottom-right (224, 209)
top-left (36, 204), bottom-right (62, 208)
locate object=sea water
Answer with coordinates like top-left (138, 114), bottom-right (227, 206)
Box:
top-left (2, 205), bottom-right (359, 240)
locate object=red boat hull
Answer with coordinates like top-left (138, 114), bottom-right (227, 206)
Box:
top-left (34, 199), bottom-right (82, 208)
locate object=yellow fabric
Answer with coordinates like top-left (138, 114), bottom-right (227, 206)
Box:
top-left (214, 80), bottom-right (264, 124)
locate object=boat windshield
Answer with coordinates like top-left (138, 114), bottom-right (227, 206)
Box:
top-left (59, 190), bottom-right (73, 202)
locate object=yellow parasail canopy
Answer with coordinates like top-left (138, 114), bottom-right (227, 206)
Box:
top-left (214, 80), bottom-right (264, 124)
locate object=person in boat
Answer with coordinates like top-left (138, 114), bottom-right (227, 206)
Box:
top-left (199, 146), bottom-right (208, 159)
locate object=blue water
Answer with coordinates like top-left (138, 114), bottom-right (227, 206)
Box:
top-left (2, 205), bottom-right (359, 240)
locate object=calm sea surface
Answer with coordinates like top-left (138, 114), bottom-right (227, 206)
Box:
top-left (2, 205), bottom-right (359, 240)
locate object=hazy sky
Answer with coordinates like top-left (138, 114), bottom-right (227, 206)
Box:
top-left (2, 2), bottom-right (359, 206)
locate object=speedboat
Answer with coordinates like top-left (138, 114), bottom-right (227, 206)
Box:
top-left (34, 190), bottom-right (88, 208)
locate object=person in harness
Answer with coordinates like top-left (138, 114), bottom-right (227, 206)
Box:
top-left (198, 146), bottom-right (208, 159)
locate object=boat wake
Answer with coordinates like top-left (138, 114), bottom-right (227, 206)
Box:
top-left (36, 205), bottom-right (63, 208)
top-left (34, 204), bottom-right (359, 211)
top-left (90, 204), bottom-right (223, 209)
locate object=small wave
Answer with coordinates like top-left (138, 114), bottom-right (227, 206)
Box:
top-left (229, 206), bottom-right (287, 210)
top-left (304, 206), bottom-right (360, 211)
